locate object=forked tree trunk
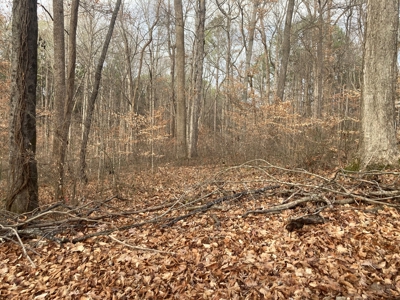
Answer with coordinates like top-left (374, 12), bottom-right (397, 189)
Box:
top-left (361, 0), bottom-right (400, 167)
top-left (6, 0), bottom-right (39, 213)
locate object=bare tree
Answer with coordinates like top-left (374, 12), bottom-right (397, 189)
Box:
top-left (80, 0), bottom-right (122, 183)
top-left (275, 0), bottom-right (295, 102)
top-left (53, 0), bottom-right (80, 201)
top-left (360, 0), bottom-right (400, 167)
top-left (6, 0), bottom-right (38, 213)
top-left (52, 0), bottom-right (66, 199)
top-left (241, 0), bottom-right (260, 101)
top-left (174, 0), bottom-right (187, 159)
top-left (188, 0), bottom-right (206, 158)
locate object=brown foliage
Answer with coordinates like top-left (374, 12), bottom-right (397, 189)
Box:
top-left (1, 163), bottom-right (400, 299)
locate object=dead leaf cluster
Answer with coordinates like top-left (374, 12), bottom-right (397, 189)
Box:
top-left (1, 160), bottom-right (400, 299)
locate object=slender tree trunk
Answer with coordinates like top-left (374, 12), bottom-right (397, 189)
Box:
top-left (313, 0), bottom-right (324, 118)
top-left (6, 0), bottom-right (38, 213)
top-left (55, 0), bottom-right (80, 202)
top-left (52, 0), bottom-right (66, 199)
top-left (361, 0), bottom-right (400, 167)
top-left (188, 0), bottom-right (206, 158)
top-left (167, 0), bottom-right (176, 137)
top-left (259, 18), bottom-right (271, 104)
top-left (243, 0), bottom-right (260, 101)
top-left (275, 0), bottom-right (295, 102)
top-left (132, 18), bottom-right (158, 111)
top-left (120, 18), bottom-right (135, 111)
top-left (174, 0), bottom-right (187, 159)
top-left (80, 0), bottom-right (122, 182)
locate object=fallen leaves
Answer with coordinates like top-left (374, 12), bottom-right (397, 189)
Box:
top-left (1, 164), bottom-right (400, 299)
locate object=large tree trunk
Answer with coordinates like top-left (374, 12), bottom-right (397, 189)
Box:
top-left (188, 0), bottom-right (206, 158)
top-left (6, 0), bottom-right (38, 213)
top-left (275, 0), bottom-right (295, 102)
top-left (80, 0), bottom-right (122, 182)
top-left (361, 0), bottom-right (400, 167)
top-left (174, 0), bottom-right (187, 159)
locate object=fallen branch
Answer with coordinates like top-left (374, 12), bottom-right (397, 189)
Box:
top-left (162, 185), bottom-right (280, 227)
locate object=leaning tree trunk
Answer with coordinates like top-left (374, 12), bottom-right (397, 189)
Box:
top-left (80, 0), bottom-right (122, 183)
top-left (6, 0), bottom-right (39, 213)
top-left (361, 0), bottom-right (400, 168)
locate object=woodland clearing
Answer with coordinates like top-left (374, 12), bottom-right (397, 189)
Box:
top-left (1, 160), bottom-right (400, 299)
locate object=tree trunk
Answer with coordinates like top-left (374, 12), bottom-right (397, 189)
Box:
top-left (80, 0), bottom-right (122, 182)
top-left (167, 0), bottom-right (176, 138)
top-left (57, 0), bottom-right (80, 202)
top-left (242, 0), bottom-right (259, 102)
top-left (174, 0), bottom-right (187, 159)
top-left (188, 0), bottom-right (206, 158)
top-left (275, 0), bottom-right (295, 102)
top-left (361, 0), bottom-right (400, 167)
top-left (52, 0), bottom-right (66, 200)
top-left (313, 0), bottom-right (324, 118)
top-left (6, 0), bottom-right (38, 213)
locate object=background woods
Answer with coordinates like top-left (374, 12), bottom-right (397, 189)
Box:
top-left (1, 1), bottom-right (400, 298)
top-left (0, 0), bottom-right (371, 205)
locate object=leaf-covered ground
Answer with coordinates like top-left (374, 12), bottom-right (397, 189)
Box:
top-left (1, 163), bottom-right (400, 299)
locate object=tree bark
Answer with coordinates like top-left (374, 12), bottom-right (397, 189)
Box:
top-left (188, 0), bottom-right (206, 158)
top-left (52, 0), bottom-right (66, 200)
top-left (80, 0), bottom-right (122, 182)
top-left (313, 0), bottom-right (324, 118)
top-left (56, 0), bottom-right (80, 202)
top-left (361, 0), bottom-right (400, 167)
top-left (174, 0), bottom-right (187, 159)
top-left (6, 0), bottom-right (39, 213)
top-left (275, 0), bottom-right (295, 102)
top-left (242, 0), bottom-right (260, 102)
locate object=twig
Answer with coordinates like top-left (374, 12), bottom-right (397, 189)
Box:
top-left (0, 224), bottom-right (35, 267)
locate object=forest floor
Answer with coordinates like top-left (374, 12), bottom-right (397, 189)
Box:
top-left (1, 160), bottom-right (400, 300)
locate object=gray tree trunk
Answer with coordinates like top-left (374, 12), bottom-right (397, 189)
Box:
top-left (6, 0), bottom-right (38, 213)
top-left (275, 0), bottom-right (295, 102)
top-left (188, 0), bottom-right (206, 158)
top-left (242, 0), bottom-right (260, 101)
top-left (313, 0), bottom-right (324, 118)
top-left (361, 0), bottom-right (400, 167)
top-left (174, 0), bottom-right (187, 159)
top-left (56, 0), bottom-right (80, 202)
top-left (80, 0), bottom-right (122, 182)
top-left (52, 0), bottom-right (66, 199)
